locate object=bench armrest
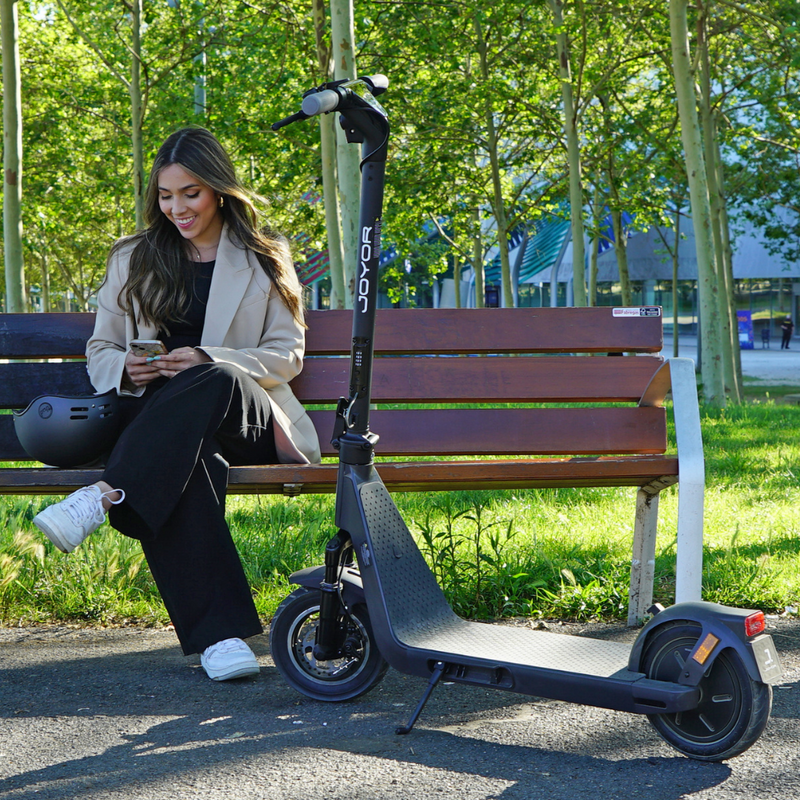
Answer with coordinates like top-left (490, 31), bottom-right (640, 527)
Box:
top-left (639, 357), bottom-right (705, 603)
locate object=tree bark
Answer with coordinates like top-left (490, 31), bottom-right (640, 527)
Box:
top-left (472, 206), bottom-right (485, 308)
top-left (672, 209), bottom-right (681, 358)
top-left (549, 0), bottom-right (587, 307)
top-left (2, 0), bottom-right (26, 312)
top-left (588, 176), bottom-right (601, 306)
top-left (697, 13), bottom-right (739, 401)
top-left (610, 206), bottom-right (632, 306)
top-left (475, 15), bottom-right (514, 307)
top-left (313, 0), bottom-right (346, 309)
top-left (330, 0), bottom-right (359, 308)
top-left (669, 0), bottom-right (724, 405)
top-left (714, 129), bottom-right (743, 391)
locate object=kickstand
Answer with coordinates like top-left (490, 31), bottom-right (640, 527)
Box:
top-left (396, 661), bottom-right (446, 735)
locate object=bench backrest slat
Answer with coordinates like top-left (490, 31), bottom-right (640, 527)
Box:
top-left (0, 362), bottom-right (95, 407)
top-left (293, 355), bottom-right (661, 404)
top-left (0, 313), bottom-right (96, 358)
top-left (308, 407), bottom-right (667, 457)
top-left (304, 308), bottom-right (662, 354)
top-left (0, 308), bottom-right (662, 358)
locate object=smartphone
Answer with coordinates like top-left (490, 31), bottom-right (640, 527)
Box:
top-left (129, 339), bottom-right (168, 358)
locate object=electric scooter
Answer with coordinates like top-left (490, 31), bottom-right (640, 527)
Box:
top-left (269, 76), bottom-right (783, 762)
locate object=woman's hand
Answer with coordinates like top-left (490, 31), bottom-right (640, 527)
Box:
top-left (153, 347), bottom-right (213, 378)
top-left (124, 350), bottom-right (164, 387)
top-left (124, 347), bottom-right (212, 386)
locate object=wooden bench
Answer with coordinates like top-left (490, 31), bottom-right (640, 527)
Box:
top-left (0, 307), bottom-right (705, 624)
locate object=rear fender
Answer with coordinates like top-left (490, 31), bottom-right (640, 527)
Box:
top-left (629, 601), bottom-right (769, 685)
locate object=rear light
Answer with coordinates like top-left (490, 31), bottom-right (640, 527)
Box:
top-left (744, 611), bottom-right (766, 637)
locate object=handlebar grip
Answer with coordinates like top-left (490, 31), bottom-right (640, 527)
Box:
top-left (363, 74), bottom-right (388, 95)
top-left (302, 89), bottom-right (341, 117)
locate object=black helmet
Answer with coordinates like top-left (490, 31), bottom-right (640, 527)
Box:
top-left (13, 389), bottom-right (120, 467)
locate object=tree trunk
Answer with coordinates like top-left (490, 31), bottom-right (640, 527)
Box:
top-left (549, 0), bottom-right (586, 307)
top-left (669, 0), bottom-right (724, 405)
top-left (472, 206), bottom-right (485, 308)
top-left (475, 15), bottom-right (513, 308)
top-left (130, 0), bottom-right (145, 230)
top-left (1, 0), bottom-right (26, 312)
top-left (330, 0), bottom-right (359, 308)
top-left (41, 247), bottom-right (51, 312)
top-left (610, 206), bottom-right (632, 306)
top-left (714, 131), bottom-right (743, 391)
top-left (588, 177), bottom-right (601, 306)
top-left (599, 96), bottom-right (631, 307)
top-left (673, 209), bottom-right (681, 358)
top-left (452, 212), bottom-right (462, 309)
top-left (313, 0), bottom-right (346, 309)
top-left (698, 15), bottom-right (740, 402)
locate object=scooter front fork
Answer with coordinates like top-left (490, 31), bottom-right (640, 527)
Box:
top-left (312, 530), bottom-right (352, 661)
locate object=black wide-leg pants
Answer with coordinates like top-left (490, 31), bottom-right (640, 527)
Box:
top-left (102, 363), bottom-right (277, 655)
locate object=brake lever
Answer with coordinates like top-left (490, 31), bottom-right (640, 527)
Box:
top-left (270, 110), bottom-right (311, 132)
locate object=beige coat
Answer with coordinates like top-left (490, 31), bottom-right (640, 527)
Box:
top-left (86, 226), bottom-right (321, 465)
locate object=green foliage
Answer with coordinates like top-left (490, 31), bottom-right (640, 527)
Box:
top-left (5, 0), bottom-right (800, 310)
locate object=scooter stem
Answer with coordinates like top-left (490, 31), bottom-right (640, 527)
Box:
top-left (332, 103), bottom-right (389, 466)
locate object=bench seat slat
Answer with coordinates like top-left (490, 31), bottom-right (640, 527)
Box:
top-left (0, 456), bottom-right (678, 495)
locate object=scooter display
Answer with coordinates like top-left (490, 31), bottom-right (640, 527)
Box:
top-left (269, 76), bottom-right (783, 761)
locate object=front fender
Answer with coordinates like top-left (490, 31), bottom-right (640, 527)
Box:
top-left (629, 601), bottom-right (766, 685)
top-left (289, 564), bottom-right (366, 610)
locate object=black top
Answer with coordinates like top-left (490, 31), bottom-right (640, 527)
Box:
top-left (158, 260), bottom-right (216, 351)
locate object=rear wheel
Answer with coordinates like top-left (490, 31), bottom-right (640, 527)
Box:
top-left (642, 622), bottom-right (772, 761)
top-left (269, 587), bottom-right (388, 702)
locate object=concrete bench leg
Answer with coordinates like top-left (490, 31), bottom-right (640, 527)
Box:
top-left (628, 488), bottom-right (658, 626)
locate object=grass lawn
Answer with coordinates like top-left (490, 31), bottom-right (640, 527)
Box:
top-left (1, 400), bottom-right (799, 627)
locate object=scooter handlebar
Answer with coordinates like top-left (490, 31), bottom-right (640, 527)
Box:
top-left (272, 75), bottom-right (389, 130)
top-left (301, 89), bottom-right (341, 118)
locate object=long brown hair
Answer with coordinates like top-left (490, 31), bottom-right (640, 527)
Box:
top-left (112, 127), bottom-right (303, 329)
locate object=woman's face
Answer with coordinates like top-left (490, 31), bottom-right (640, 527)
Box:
top-left (157, 163), bottom-right (223, 249)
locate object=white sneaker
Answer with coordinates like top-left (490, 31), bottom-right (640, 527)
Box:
top-left (33, 485), bottom-right (125, 553)
top-left (201, 638), bottom-right (260, 681)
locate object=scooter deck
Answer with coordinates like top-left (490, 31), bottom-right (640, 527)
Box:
top-left (359, 478), bottom-right (632, 678)
top-left (353, 477), bottom-right (697, 713)
top-left (393, 615), bottom-right (632, 678)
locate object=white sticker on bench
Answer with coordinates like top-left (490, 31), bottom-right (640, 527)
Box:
top-left (612, 307), bottom-right (662, 317)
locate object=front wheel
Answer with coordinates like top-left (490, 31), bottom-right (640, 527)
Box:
top-left (642, 622), bottom-right (772, 761)
top-left (269, 587), bottom-right (388, 702)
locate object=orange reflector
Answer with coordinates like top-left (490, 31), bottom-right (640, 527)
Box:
top-left (745, 611), bottom-right (766, 637)
top-left (692, 633), bottom-right (720, 665)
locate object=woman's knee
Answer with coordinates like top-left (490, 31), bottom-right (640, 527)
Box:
top-left (172, 361), bottom-right (246, 393)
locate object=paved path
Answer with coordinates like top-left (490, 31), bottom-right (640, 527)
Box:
top-left (663, 335), bottom-right (800, 387)
top-left (2, 618), bottom-right (799, 800)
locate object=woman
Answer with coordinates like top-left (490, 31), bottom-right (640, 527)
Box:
top-left (34, 127), bottom-right (321, 681)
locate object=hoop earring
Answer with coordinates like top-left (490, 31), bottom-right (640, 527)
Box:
top-left (218, 196), bottom-right (224, 208)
